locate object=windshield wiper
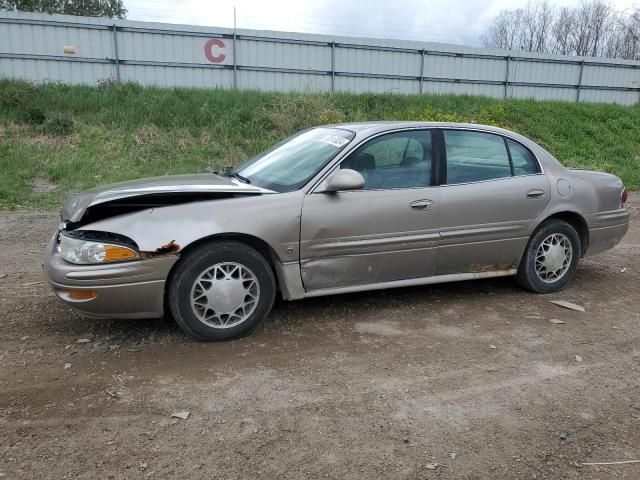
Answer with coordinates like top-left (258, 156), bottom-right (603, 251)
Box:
top-left (224, 171), bottom-right (251, 184)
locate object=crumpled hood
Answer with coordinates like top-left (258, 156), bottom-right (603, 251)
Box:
top-left (61, 173), bottom-right (272, 223)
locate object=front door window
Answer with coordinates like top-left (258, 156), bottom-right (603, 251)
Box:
top-left (341, 130), bottom-right (433, 189)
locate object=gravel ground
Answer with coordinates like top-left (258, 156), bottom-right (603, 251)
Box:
top-left (1, 195), bottom-right (639, 479)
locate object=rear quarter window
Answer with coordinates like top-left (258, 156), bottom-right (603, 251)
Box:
top-left (507, 139), bottom-right (539, 175)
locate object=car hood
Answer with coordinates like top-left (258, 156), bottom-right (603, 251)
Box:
top-left (61, 173), bottom-right (273, 223)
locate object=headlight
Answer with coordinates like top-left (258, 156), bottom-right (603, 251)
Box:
top-left (57, 233), bottom-right (139, 264)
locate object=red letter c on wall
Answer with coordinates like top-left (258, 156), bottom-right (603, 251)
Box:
top-left (204, 38), bottom-right (226, 63)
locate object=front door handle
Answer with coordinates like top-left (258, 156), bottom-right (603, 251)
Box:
top-left (410, 199), bottom-right (434, 211)
top-left (526, 188), bottom-right (545, 199)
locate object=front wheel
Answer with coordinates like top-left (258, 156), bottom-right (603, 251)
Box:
top-left (516, 219), bottom-right (581, 294)
top-left (168, 241), bottom-right (276, 341)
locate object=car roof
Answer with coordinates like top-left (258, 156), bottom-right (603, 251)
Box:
top-left (328, 121), bottom-right (545, 149)
top-left (328, 121), bottom-right (514, 136)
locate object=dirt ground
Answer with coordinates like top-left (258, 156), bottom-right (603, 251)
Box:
top-left (1, 196), bottom-right (639, 480)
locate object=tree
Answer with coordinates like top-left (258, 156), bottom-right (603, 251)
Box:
top-left (606, 10), bottom-right (640, 60)
top-left (0, 0), bottom-right (126, 18)
top-left (481, 0), bottom-right (640, 61)
top-left (521, 1), bottom-right (554, 52)
top-left (480, 1), bottom-right (554, 53)
top-left (569, 1), bottom-right (612, 57)
top-left (480, 9), bottom-right (524, 50)
top-left (551, 7), bottom-right (575, 55)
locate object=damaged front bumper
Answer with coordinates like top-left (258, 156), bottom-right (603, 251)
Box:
top-left (43, 233), bottom-right (178, 319)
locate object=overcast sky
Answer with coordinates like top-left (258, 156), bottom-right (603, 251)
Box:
top-left (126, 0), bottom-right (640, 46)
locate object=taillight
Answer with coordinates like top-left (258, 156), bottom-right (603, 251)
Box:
top-left (621, 187), bottom-right (628, 206)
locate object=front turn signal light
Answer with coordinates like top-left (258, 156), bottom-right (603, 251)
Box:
top-left (104, 244), bottom-right (139, 262)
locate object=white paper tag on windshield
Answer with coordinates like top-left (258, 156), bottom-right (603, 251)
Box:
top-left (318, 135), bottom-right (349, 147)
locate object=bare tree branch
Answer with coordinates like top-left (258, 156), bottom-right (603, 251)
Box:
top-left (480, 0), bottom-right (640, 60)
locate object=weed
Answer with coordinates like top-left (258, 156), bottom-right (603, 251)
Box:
top-left (476, 104), bottom-right (507, 127)
top-left (41, 114), bottom-right (74, 136)
top-left (419, 106), bottom-right (466, 123)
top-left (22, 106), bottom-right (46, 125)
top-left (0, 81), bottom-right (34, 109)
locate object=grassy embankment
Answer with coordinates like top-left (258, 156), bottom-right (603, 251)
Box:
top-left (0, 79), bottom-right (638, 209)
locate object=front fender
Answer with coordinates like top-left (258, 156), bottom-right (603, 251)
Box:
top-left (74, 192), bottom-right (304, 263)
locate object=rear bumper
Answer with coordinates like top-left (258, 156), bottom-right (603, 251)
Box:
top-left (43, 234), bottom-right (178, 319)
top-left (584, 208), bottom-right (630, 255)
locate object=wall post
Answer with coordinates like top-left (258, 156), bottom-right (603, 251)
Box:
top-left (232, 35), bottom-right (238, 89)
top-left (419, 49), bottom-right (425, 94)
top-left (576, 60), bottom-right (585, 102)
top-left (111, 24), bottom-right (120, 82)
top-left (504, 55), bottom-right (510, 99)
top-left (331, 42), bottom-right (336, 92)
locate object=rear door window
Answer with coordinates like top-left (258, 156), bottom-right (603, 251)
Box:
top-left (444, 130), bottom-right (511, 185)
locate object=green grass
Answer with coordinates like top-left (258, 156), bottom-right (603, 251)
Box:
top-left (0, 79), bottom-right (638, 209)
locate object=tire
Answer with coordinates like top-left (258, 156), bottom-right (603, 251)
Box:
top-left (167, 240), bottom-right (276, 341)
top-left (516, 219), bottom-right (581, 294)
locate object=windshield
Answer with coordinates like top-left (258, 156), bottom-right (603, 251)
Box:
top-left (231, 128), bottom-right (355, 192)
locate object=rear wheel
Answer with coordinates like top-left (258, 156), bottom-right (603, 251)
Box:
top-left (516, 219), bottom-right (581, 293)
top-left (168, 241), bottom-right (276, 341)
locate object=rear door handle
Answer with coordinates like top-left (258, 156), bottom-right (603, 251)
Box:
top-left (526, 188), bottom-right (545, 199)
top-left (410, 199), bottom-right (434, 211)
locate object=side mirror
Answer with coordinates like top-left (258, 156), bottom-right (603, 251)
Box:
top-left (325, 169), bottom-right (365, 193)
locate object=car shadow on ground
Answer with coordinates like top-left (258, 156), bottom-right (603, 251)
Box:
top-left (49, 275), bottom-right (529, 344)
